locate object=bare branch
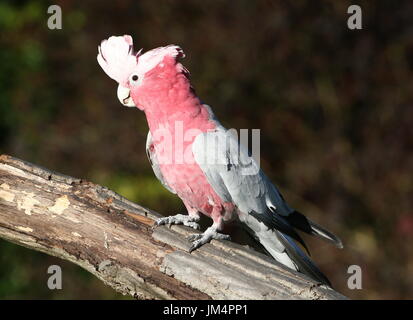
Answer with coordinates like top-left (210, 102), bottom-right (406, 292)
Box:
top-left (0, 154), bottom-right (346, 300)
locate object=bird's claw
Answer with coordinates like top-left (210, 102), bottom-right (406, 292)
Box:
top-left (187, 226), bottom-right (231, 253)
top-left (154, 214), bottom-right (200, 230)
top-left (187, 233), bottom-right (203, 242)
top-left (184, 221), bottom-right (201, 230)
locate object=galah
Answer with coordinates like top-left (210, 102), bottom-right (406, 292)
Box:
top-left (97, 35), bottom-right (343, 286)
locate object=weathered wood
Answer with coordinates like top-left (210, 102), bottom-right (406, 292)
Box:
top-left (0, 154), bottom-right (346, 300)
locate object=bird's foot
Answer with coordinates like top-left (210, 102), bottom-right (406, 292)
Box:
top-left (155, 214), bottom-right (200, 230)
top-left (187, 226), bottom-right (231, 252)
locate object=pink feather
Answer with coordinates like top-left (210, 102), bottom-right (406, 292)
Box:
top-left (97, 35), bottom-right (185, 86)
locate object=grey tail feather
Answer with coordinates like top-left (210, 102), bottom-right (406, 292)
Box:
top-left (250, 210), bottom-right (311, 255)
top-left (276, 231), bottom-right (332, 287)
top-left (286, 210), bottom-right (343, 249)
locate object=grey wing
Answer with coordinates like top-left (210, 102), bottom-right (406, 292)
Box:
top-left (191, 128), bottom-right (306, 243)
top-left (192, 128), bottom-right (332, 284)
top-left (192, 128), bottom-right (342, 250)
top-left (191, 127), bottom-right (293, 217)
top-left (146, 131), bottom-right (176, 194)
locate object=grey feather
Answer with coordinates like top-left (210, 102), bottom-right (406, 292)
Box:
top-left (192, 127), bottom-right (292, 217)
top-left (285, 210), bottom-right (343, 248)
top-left (276, 232), bottom-right (331, 286)
top-left (146, 131), bottom-right (176, 194)
top-left (192, 126), bottom-right (337, 285)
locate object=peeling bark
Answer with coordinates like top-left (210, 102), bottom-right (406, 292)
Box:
top-left (0, 154), bottom-right (347, 300)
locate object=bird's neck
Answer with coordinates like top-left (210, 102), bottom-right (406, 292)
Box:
top-left (140, 70), bottom-right (216, 135)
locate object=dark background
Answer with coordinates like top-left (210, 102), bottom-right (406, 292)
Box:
top-left (0, 0), bottom-right (412, 299)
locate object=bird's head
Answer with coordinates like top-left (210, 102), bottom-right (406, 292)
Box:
top-left (97, 35), bottom-right (185, 110)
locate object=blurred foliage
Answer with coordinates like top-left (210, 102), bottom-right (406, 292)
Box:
top-left (0, 0), bottom-right (412, 299)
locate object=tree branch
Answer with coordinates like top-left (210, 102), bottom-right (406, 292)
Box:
top-left (0, 154), bottom-right (346, 299)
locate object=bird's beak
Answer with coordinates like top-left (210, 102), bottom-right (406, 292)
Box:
top-left (117, 85), bottom-right (136, 107)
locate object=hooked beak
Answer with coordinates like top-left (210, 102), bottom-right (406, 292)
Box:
top-left (117, 85), bottom-right (136, 107)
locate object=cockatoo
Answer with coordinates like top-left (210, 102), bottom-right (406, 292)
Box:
top-left (97, 35), bottom-right (342, 286)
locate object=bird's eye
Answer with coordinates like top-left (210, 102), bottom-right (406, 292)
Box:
top-left (129, 73), bottom-right (139, 85)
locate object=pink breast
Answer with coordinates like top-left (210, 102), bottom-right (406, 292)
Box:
top-left (139, 60), bottom-right (233, 217)
top-left (155, 135), bottom-right (223, 216)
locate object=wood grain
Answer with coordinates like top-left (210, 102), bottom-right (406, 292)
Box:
top-left (0, 154), bottom-right (346, 300)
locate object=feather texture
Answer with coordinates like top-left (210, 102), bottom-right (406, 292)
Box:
top-left (97, 35), bottom-right (342, 286)
top-left (192, 126), bottom-right (338, 285)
